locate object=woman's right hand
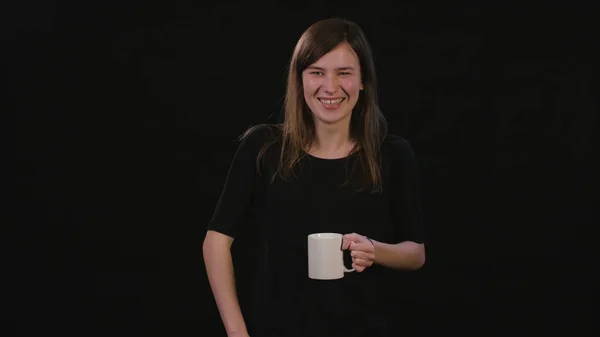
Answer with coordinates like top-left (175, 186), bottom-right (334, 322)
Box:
top-left (227, 332), bottom-right (250, 337)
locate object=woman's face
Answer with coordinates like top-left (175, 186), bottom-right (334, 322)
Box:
top-left (302, 42), bottom-right (363, 128)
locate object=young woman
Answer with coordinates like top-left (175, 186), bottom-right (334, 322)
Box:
top-left (203, 18), bottom-right (426, 337)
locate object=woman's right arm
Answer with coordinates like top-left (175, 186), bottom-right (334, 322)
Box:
top-left (204, 124), bottom-right (272, 337)
top-left (203, 230), bottom-right (249, 337)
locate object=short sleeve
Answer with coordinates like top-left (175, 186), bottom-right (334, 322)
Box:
top-left (389, 138), bottom-right (425, 244)
top-left (207, 125), bottom-right (271, 239)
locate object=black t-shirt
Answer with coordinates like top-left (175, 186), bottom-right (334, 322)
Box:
top-left (208, 124), bottom-right (425, 337)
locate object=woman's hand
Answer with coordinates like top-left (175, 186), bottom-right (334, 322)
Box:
top-left (227, 332), bottom-right (250, 337)
top-left (341, 233), bottom-right (375, 272)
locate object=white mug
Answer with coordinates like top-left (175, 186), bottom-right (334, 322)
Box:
top-left (307, 233), bottom-right (354, 280)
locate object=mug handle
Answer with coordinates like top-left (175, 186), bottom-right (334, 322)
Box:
top-left (341, 240), bottom-right (355, 273)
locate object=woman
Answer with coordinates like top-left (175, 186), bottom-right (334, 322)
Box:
top-left (203, 18), bottom-right (426, 337)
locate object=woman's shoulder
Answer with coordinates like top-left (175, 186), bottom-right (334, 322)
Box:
top-left (238, 123), bottom-right (283, 151)
top-left (240, 123), bottom-right (282, 141)
top-left (381, 133), bottom-right (418, 160)
top-left (382, 133), bottom-right (411, 150)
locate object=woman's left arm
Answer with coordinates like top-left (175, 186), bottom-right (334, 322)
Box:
top-left (381, 138), bottom-right (426, 270)
top-left (343, 138), bottom-right (426, 272)
top-left (371, 239), bottom-right (425, 270)
top-left (342, 233), bottom-right (425, 271)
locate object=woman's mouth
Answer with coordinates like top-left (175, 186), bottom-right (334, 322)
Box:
top-left (318, 97), bottom-right (345, 109)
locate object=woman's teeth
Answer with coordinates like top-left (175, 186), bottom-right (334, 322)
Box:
top-left (319, 98), bottom-right (344, 104)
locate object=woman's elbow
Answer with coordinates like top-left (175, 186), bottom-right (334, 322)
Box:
top-left (411, 244), bottom-right (426, 270)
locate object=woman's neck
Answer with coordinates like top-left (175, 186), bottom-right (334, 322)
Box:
top-left (308, 122), bottom-right (354, 159)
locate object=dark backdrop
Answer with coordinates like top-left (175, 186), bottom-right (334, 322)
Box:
top-left (7, 1), bottom-right (595, 336)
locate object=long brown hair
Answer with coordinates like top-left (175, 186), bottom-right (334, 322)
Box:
top-left (255, 18), bottom-right (388, 193)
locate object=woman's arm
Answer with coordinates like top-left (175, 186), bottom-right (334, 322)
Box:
top-left (203, 230), bottom-right (249, 337)
top-left (384, 137), bottom-right (426, 269)
top-left (372, 239), bottom-right (425, 270)
top-left (343, 233), bottom-right (425, 271)
top-left (203, 125), bottom-right (273, 336)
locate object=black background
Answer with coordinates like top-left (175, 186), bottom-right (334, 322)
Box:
top-left (7, 1), bottom-right (596, 336)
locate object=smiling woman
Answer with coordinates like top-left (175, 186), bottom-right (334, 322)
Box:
top-left (203, 18), bottom-right (426, 337)
top-left (279, 18), bottom-right (385, 186)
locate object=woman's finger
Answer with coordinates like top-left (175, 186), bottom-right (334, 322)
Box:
top-left (352, 262), bottom-right (366, 272)
top-left (352, 257), bottom-right (373, 267)
top-left (349, 242), bottom-right (374, 253)
top-left (351, 251), bottom-right (375, 261)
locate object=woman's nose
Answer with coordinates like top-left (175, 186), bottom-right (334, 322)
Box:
top-left (323, 75), bottom-right (339, 93)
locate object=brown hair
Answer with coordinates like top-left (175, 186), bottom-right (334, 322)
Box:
top-left (251, 18), bottom-right (388, 193)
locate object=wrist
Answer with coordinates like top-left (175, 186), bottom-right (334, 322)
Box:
top-left (225, 324), bottom-right (248, 337)
top-left (227, 330), bottom-right (249, 337)
top-left (367, 237), bottom-right (379, 264)
top-left (367, 237), bottom-right (377, 262)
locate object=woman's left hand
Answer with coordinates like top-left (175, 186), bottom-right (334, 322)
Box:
top-left (342, 233), bottom-right (375, 272)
